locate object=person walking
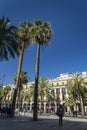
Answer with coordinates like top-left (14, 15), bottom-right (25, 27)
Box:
top-left (56, 104), bottom-right (64, 127)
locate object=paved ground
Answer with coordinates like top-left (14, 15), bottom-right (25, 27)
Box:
top-left (0, 115), bottom-right (87, 130)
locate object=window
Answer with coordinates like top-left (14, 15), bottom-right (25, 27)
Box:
top-left (56, 88), bottom-right (60, 94)
top-left (56, 95), bottom-right (60, 102)
top-left (62, 82), bottom-right (65, 85)
top-left (62, 88), bottom-right (66, 94)
top-left (62, 94), bottom-right (66, 101)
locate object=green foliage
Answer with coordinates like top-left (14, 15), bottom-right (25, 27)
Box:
top-left (0, 88), bottom-right (3, 103)
top-left (0, 85), bottom-right (11, 104)
top-left (14, 71), bottom-right (29, 104)
top-left (83, 88), bottom-right (87, 105)
top-left (65, 95), bottom-right (75, 107)
top-left (17, 22), bottom-right (33, 50)
top-left (0, 17), bottom-right (20, 61)
top-left (30, 20), bottom-right (53, 45)
top-left (3, 85), bottom-right (11, 96)
top-left (66, 73), bottom-right (87, 100)
top-left (14, 71), bottom-right (29, 86)
top-left (66, 72), bottom-right (87, 115)
top-left (38, 77), bottom-right (53, 101)
top-left (28, 77), bottom-right (53, 102)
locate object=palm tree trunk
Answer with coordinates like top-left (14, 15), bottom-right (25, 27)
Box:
top-left (78, 86), bottom-right (84, 116)
top-left (12, 45), bottom-right (24, 117)
top-left (17, 88), bottom-right (21, 110)
top-left (41, 96), bottom-right (43, 111)
top-left (80, 95), bottom-right (84, 116)
top-left (33, 43), bottom-right (40, 121)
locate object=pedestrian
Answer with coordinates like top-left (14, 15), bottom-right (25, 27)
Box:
top-left (56, 104), bottom-right (64, 127)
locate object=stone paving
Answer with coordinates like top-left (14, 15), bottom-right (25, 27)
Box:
top-left (0, 115), bottom-right (87, 130)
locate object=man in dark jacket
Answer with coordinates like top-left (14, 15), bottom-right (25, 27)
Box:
top-left (57, 104), bottom-right (64, 127)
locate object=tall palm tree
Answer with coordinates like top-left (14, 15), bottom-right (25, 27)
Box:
top-left (30, 20), bottom-right (53, 120)
top-left (66, 73), bottom-right (87, 115)
top-left (14, 71), bottom-right (29, 109)
top-left (12, 22), bottom-right (32, 117)
top-left (0, 17), bottom-right (19, 61)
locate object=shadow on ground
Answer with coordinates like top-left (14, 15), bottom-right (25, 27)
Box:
top-left (0, 116), bottom-right (87, 130)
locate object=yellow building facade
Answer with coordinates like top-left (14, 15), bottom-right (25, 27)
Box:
top-left (3, 72), bottom-right (87, 114)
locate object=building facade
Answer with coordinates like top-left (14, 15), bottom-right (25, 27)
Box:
top-left (2, 72), bottom-right (87, 114)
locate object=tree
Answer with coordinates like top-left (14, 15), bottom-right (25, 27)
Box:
top-left (30, 20), bottom-right (53, 120)
top-left (65, 95), bottom-right (75, 107)
top-left (0, 88), bottom-right (4, 104)
top-left (0, 17), bottom-right (19, 61)
top-left (12, 22), bottom-right (32, 117)
top-left (65, 95), bottom-right (75, 113)
top-left (38, 77), bottom-right (53, 107)
top-left (14, 71), bottom-right (29, 109)
top-left (28, 77), bottom-right (53, 111)
top-left (28, 84), bottom-right (35, 101)
top-left (1, 85), bottom-right (11, 105)
top-left (82, 88), bottom-right (87, 105)
top-left (66, 73), bottom-right (87, 115)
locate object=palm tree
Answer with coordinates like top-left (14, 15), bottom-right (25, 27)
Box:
top-left (0, 88), bottom-right (4, 104)
top-left (83, 89), bottom-right (87, 106)
top-left (30, 20), bottom-right (53, 120)
top-left (28, 77), bottom-right (53, 111)
top-left (2, 85), bottom-right (11, 105)
top-left (12, 22), bottom-right (32, 117)
top-left (14, 71), bottom-right (29, 109)
top-left (0, 17), bottom-right (19, 61)
top-left (65, 95), bottom-right (75, 113)
top-left (28, 84), bottom-right (35, 101)
top-left (66, 73), bottom-right (87, 115)
top-left (38, 77), bottom-right (53, 108)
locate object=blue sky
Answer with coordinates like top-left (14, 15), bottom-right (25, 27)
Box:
top-left (0, 0), bottom-right (87, 85)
